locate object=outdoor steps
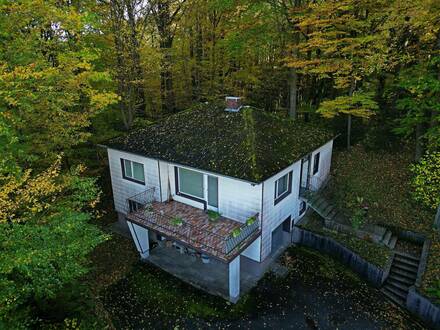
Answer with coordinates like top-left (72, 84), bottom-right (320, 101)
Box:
top-left (303, 191), bottom-right (337, 222)
top-left (381, 251), bottom-right (420, 307)
top-left (380, 229), bottom-right (398, 249)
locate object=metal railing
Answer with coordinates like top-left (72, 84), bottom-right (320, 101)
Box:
top-left (126, 188), bottom-right (260, 256)
top-left (225, 216), bottom-right (260, 254)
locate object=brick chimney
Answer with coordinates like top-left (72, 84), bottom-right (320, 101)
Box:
top-left (225, 96), bottom-right (242, 112)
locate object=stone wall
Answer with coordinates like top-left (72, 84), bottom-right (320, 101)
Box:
top-left (292, 227), bottom-right (384, 287)
top-left (406, 287), bottom-right (440, 329)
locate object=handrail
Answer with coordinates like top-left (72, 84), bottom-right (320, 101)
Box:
top-left (126, 188), bottom-right (260, 256)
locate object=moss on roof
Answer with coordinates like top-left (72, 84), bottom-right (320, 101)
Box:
top-left (109, 103), bottom-right (334, 182)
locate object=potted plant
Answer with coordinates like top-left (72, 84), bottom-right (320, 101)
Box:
top-left (232, 228), bottom-right (241, 238)
top-left (201, 254), bottom-right (210, 264)
top-left (246, 215), bottom-right (256, 226)
top-left (171, 216), bottom-right (184, 227)
top-left (207, 210), bottom-right (221, 222)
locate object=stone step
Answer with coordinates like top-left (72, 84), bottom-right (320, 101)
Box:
top-left (382, 230), bottom-right (392, 245)
top-left (393, 261), bottom-right (419, 273)
top-left (381, 287), bottom-right (406, 306)
top-left (383, 283), bottom-right (407, 299)
top-left (322, 204), bottom-right (335, 218)
top-left (395, 255), bottom-right (420, 268)
top-left (387, 236), bottom-right (398, 249)
top-left (388, 273), bottom-right (415, 285)
top-left (390, 268), bottom-right (417, 281)
top-left (395, 251), bottom-right (420, 262)
top-left (387, 278), bottom-right (411, 292)
top-left (327, 209), bottom-right (337, 220)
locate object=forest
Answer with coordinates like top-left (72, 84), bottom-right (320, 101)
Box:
top-left (0, 0), bottom-right (439, 328)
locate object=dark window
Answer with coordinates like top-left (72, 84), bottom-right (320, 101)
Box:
top-left (174, 167), bottom-right (207, 208)
top-left (313, 153), bottom-right (320, 175)
top-left (121, 159), bottom-right (145, 184)
top-left (274, 171), bottom-right (292, 205)
top-left (299, 201), bottom-right (307, 215)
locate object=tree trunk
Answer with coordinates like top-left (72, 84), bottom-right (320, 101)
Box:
top-left (435, 204), bottom-right (440, 231)
top-left (347, 78), bottom-right (356, 149)
top-left (415, 123), bottom-right (423, 162)
top-left (288, 67), bottom-right (298, 119)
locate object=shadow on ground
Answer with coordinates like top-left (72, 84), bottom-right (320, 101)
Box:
top-left (101, 242), bottom-right (426, 329)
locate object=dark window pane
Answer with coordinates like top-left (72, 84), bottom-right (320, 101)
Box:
top-left (208, 176), bottom-right (218, 208)
top-left (179, 168), bottom-right (204, 198)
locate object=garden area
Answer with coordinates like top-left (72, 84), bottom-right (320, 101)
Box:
top-left (324, 145), bottom-right (439, 303)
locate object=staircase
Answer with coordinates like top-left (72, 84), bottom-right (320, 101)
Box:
top-left (381, 251), bottom-right (420, 306)
top-left (301, 190), bottom-right (341, 223)
top-left (302, 190), bottom-right (398, 249)
top-left (380, 228), bottom-right (398, 249)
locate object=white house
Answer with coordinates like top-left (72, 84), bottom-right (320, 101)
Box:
top-left (104, 99), bottom-right (335, 302)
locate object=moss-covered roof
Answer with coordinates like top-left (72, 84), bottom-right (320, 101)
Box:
top-left (109, 104), bottom-right (334, 183)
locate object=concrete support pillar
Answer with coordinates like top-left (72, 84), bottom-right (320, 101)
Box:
top-left (228, 255), bottom-right (240, 302)
top-left (127, 221), bottom-right (150, 259)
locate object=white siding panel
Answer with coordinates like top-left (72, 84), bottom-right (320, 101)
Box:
top-left (241, 236), bottom-right (261, 262)
top-left (261, 162), bottom-right (301, 260)
top-left (108, 148), bottom-right (160, 214)
top-left (310, 140), bottom-right (333, 190)
top-left (218, 176), bottom-right (262, 223)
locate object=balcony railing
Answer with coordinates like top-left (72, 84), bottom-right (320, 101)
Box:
top-left (125, 188), bottom-right (260, 259)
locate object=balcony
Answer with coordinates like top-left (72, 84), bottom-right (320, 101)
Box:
top-left (125, 188), bottom-right (261, 262)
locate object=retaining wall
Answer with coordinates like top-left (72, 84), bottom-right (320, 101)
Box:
top-left (407, 287), bottom-right (440, 329)
top-left (292, 227), bottom-right (384, 287)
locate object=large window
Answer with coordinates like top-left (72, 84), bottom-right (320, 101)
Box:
top-left (178, 167), bottom-right (204, 199)
top-left (121, 159), bottom-right (145, 184)
top-left (313, 152), bottom-right (320, 175)
top-left (274, 171), bottom-right (292, 205)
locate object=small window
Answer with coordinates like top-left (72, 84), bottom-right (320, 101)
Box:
top-left (121, 159), bottom-right (145, 184)
top-left (299, 201), bottom-right (307, 215)
top-left (178, 167), bottom-right (204, 199)
top-left (274, 172), bottom-right (292, 205)
top-left (313, 153), bottom-right (320, 175)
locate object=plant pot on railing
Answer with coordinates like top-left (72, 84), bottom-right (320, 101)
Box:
top-left (201, 254), bottom-right (210, 264)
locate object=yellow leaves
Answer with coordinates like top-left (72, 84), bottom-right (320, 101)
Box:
top-left (0, 157), bottom-right (64, 224)
top-left (317, 92), bottom-right (378, 119)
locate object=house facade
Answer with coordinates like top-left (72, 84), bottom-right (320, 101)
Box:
top-left (105, 101), bottom-right (334, 302)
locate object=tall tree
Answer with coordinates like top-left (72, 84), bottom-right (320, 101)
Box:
top-left (150, 0), bottom-right (186, 113)
top-left (289, 0), bottom-right (385, 148)
top-left (110, 0), bottom-right (150, 129)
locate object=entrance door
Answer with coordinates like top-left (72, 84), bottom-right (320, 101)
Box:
top-left (300, 155), bottom-right (311, 190)
top-left (282, 216), bottom-right (292, 233)
top-left (207, 175), bottom-right (218, 211)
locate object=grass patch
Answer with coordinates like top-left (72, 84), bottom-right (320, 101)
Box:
top-left (299, 213), bottom-right (391, 268)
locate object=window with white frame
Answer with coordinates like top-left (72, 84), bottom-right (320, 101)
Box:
top-left (274, 171), bottom-right (292, 205)
top-left (177, 167), bottom-right (204, 199)
top-left (121, 159), bottom-right (145, 184)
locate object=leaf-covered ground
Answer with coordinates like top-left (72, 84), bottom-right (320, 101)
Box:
top-left (299, 212), bottom-right (392, 268)
top-left (330, 145), bottom-right (439, 302)
top-left (98, 240), bottom-right (425, 329)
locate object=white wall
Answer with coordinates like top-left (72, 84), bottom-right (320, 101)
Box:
top-left (108, 148), bottom-right (160, 214)
top-left (260, 139), bottom-right (334, 261)
top-left (167, 163), bottom-right (263, 223)
top-left (309, 140), bottom-right (333, 191)
top-left (260, 161), bottom-right (301, 260)
top-left (241, 236), bottom-right (261, 262)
